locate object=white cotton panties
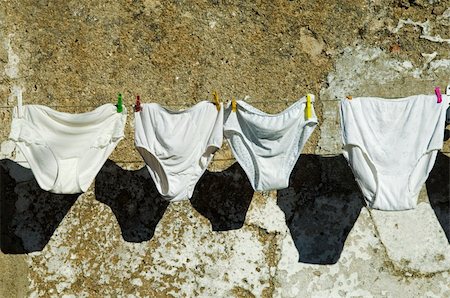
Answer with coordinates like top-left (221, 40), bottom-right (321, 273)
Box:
top-left (223, 96), bottom-right (318, 191)
top-left (9, 103), bottom-right (127, 194)
top-left (340, 95), bottom-right (448, 211)
top-left (134, 101), bottom-right (223, 202)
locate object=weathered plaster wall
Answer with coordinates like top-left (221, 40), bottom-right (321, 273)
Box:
top-left (0, 0), bottom-right (449, 297)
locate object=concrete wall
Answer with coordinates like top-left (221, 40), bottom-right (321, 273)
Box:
top-left (1, 0), bottom-right (449, 297)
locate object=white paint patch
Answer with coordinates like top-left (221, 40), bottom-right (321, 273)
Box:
top-left (320, 46), bottom-right (393, 101)
top-left (340, 208), bottom-right (381, 264)
top-left (3, 33), bottom-right (20, 78)
top-left (246, 192), bottom-right (286, 233)
top-left (0, 140), bottom-right (15, 159)
top-left (209, 20), bottom-right (217, 29)
top-left (422, 51), bottom-right (438, 62)
top-left (309, 272), bottom-right (374, 298)
top-left (131, 278), bottom-right (143, 287)
top-left (439, 8), bottom-right (450, 24)
top-left (429, 59), bottom-right (450, 72)
top-left (370, 202), bottom-right (450, 273)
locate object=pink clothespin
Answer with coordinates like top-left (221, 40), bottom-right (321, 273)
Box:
top-left (435, 87), bottom-right (442, 103)
top-left (135, 95), bottom-right (141, 112)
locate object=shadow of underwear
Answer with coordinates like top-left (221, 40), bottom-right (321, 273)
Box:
top-left (0, 159), bottom-right (80, 254)
top-left (277, 154), bottom-right (364, 264)
top-left (95, 159), bottom-right (169, 243)
top-left (427, 151), bottom-right (450, 243)
top-left (191, 162), bottom-right (254, 232)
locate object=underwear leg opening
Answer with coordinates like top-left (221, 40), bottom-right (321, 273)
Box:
top-left (284, 120), bottom-right (318, 185)
top-left (342, 144), bottom-right (379, 208)
top-left (199, 144), bottom-right (221, 169)
top-left (225, 131), bottom-right (260, 190)
top-left (135, 145), bottom-right (170, 196)
top-left (14, 142), bottom-right (58, 192)
top-left (408, 149), bottom-right (440, 197)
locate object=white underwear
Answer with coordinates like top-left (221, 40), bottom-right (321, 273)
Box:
top-left (134, 101), bottom-right (223, 201)
top-left (340, 95), bottom-right (448, 211)
top-left (9, 103), bottom-right (127, 194)
top-left (223, 96), bottom-right (318, 191)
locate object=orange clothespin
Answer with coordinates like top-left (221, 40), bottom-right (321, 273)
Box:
top-left (212, 90), bottom-right (221, 111)
top-left (135, 95), bottom-right (142, 112)
top-left (346, 95), bottom-right (353, 100)
top-left (231, 98), bottom-right (237, 112)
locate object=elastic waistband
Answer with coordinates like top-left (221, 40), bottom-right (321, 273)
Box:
top-left (231, 95), bottom-right (315, 117)
top-left (142, 101), bottom-right (220, 115)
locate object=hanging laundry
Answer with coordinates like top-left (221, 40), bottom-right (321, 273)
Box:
top-left (340, 95), bottom-right (448, 211)
top-left (9, 99), bottom-right (127, 194)
top-left (134, 101), bottom-right (223, 201)
top-left (223, 95), bottom-right (318, 191)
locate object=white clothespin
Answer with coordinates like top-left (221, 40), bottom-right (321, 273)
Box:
top-left (17, 88), bottom-right (23, 118)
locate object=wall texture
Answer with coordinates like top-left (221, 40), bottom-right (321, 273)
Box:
top-left (1, 0), bottom-right (450, 297)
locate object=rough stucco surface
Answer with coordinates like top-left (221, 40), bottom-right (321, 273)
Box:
top-left (0, 0), bottom-right (449, 297)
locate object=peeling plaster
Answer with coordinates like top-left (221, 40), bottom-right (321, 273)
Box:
top-left (3, 34), bottom-right (19, 78)
top-left (392, 18), bottom-right (450, 44)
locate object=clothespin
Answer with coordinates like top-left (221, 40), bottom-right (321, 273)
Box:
top-left (305, 94), bottom-right (312, 120)
top-left (231, 98), bottom-right (237, 112)
top-left (135, 95), bottom-right (141, 112)
top-left (212, 90), bottom-right (221, 111)
top-left (17, 88), bottom-right (23, 118)
top-left (446, 85), bottom-right (450, 122)
top-left (346, 95), bottom-right (353, 100)
top-left (435, 87), bottom-right (442, 104)
top-left (117, 93), bottom-right (123, 112)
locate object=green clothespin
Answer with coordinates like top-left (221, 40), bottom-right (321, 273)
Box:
top-left (117, 93), bottom-right (123, 113)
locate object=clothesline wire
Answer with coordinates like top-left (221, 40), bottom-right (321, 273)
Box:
top-left (0, 101), bottom-right (300, 109)
top-left (113, 158), bottom-right (235, 163)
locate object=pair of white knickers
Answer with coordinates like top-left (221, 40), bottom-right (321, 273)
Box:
top-left (9, 100), bottom-right (127, 194)
top-left (340, 95), bottom-right (448, 211)
top-left (223, 96), bottom-right (318, 191)
top-left (134, 101), bottom-right (223, 201)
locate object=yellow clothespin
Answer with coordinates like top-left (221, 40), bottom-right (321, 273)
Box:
top-left (305, 94), bottom-right (312, 120)
top-left (212, 90), bottom-right (221, 111)
top-left (231, 98), bottom-right (237, 112)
